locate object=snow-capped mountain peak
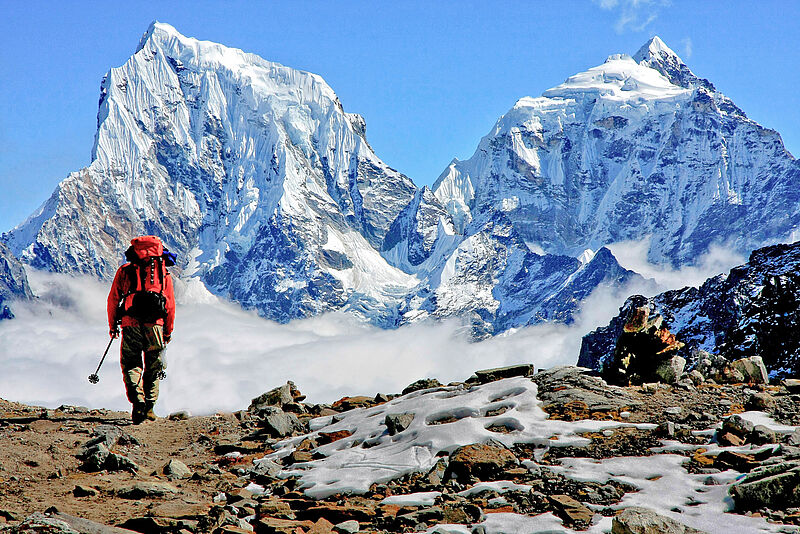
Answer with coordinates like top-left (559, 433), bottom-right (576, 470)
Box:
top-left (543, 52), bottom-right (687, 101)
top-left (433, 36), bottom-right (799, 268)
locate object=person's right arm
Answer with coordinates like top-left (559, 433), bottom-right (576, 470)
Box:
top-left (107, 268), bottom-right (124, 338)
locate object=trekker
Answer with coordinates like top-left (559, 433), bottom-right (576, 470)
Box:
top-left (107, 235), bottom-right (176, 424)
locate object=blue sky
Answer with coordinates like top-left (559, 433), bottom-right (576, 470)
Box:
top-left (1, 1), bottom-right (798, 233)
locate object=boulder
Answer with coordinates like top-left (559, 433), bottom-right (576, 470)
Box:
top-left (655, 356), bottom-right (686, 384)
top-left (445, 442), bottom-right (519, 483)
top-left (18, 511), bottom-right (139, 533)
top-left (533, 366), bottom-right (639, 420)
top-left (117, 481), bottom-right (179, 499)
top-left (258, 406), bottom-right (304, 438)
top-left (603, 307), bottom-right (686, 385)
top-left (611, 506), bottom-right (706, 533)
top-left (163, 459), bottom-right (193, 479)
top-left (402, 378), bottom-right (443, 395)
top-left (249, 381), bottom-right (305, 412)
top-left (472, 364), bottom-right (534, 384)
top-left (729, 460), bottom-right (800, 510)
top-left (385, 412), bottom-right (415, 435)
top-left (730, 356), bottom-right (769, 384)
top-left (333, 520), bottom-right (360, 534)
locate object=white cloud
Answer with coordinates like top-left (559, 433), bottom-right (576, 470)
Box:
top-left (0, 270), bottom-right (652, 417)
top-left (681, 37), bottom-right (693, 59)
top-left (595, 0), bottom-right (670, 34)
top-left (0, 242), bottom-right (742, 418)
top-left (607, 237), bottom-right (745, 290)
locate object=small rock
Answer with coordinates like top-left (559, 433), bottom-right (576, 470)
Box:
top-left (611, 506), bottom-right (706, 533)
top-left (664, 406), bottom-right (682, 416)
top-left (445, 442), bottom-right (519, 483)
top-left (72, 485), bottom-right (98, 497)
top-left (717, 431), bottom-right (745, 447)
top-left (385, 412), bottom-right (415, 435)
top-left (118, 481), bottom-right (179, 499)
top-left (688, 369), bottom-right (705, 385)
top-left (745, 392), bottom-right (775, 411)
top-left (333, 519), bottom-right (360, 533)
top-left (787, 429), bottom-right (800, 447)
top-left (163, 459), bottom-right (193, 479)
top-left (722, 414), bottom-right (755, 438)
top-left (749, 425), bottom-right (777, 445)
top-left (402, 378), bottom-right (443, 395)
top-left (548, 494), bottom-right (593, 529)
top-left (249, 458), bottom-right (282, 480)
top-left (168, 411), bottom-right (190, 421)
top-left (106, 453), bottom-right (138, 473)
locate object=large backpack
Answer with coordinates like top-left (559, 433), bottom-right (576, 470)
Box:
top-left (123, 254), bottom-right (169, 323)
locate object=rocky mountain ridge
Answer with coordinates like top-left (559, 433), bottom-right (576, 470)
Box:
top-left (579, 240), bottom-right (800, 378)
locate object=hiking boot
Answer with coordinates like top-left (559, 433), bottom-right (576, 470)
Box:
top-left (144, 403), bottom-right (157, 421)
top-left (131, 404), bottom-right (146, 425)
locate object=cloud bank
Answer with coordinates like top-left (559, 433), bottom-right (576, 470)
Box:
top-left (0, 241), bottom-right (738, 417)
top-left (0, 268), bottom-right (653, 416)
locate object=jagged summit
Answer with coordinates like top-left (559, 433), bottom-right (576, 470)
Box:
top-left (433, 37), bottom-right (799, 268)
top-left (633, 36), bottom-right (683, 65)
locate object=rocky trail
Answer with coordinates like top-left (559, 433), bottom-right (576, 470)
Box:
top-left (3, 363), bottom-right (800, 534)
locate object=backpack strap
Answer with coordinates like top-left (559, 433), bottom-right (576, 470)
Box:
top-left (157, 256), bottom-right (165, 296)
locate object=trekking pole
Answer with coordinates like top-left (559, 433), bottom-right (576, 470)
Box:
top-left (88, 336), bottom-right (115, 384)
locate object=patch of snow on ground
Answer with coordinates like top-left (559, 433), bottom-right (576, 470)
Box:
top-left (263, 377), bottom-right (657, 498)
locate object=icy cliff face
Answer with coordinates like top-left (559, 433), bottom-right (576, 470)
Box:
top-left (579, 241), bottom-right (800, 377)
top-left (5, 22), bottom-right (419, 322)
top-left (433, 37), bottom-right (800, 267)
top-left (0, 243), bottom-right (32, 320)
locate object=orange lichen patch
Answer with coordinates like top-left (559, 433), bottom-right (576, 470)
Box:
top-left (692, 448), bottom-right (715, 467)
top-left (379, 504), bottom-right (402, 517)
top-left (646, 475), bottom-right (663, 481)
top-left (725, 403), bottom-right (745, 416)
top-left (542, 400), bottom-right (624, 422)
top-left (485, 506), bottom-right (516, 514)
top-left (216, 452), bottom-right (260, 467)
top-left (318, 429), bottom-right (354, 445)
top-left (624, 307), bottom-right (649, 332)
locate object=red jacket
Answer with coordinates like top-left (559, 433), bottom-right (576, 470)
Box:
top-left (107, 236), bottom-right (176, 337)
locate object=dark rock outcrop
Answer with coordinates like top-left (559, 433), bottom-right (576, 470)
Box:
top-left (580, 241), bottom-right (800, 378)
top-left (0, 241), bottom-right (32, 320)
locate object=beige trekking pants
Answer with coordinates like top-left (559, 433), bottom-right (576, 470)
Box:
top-left (120, 325), bottom-right (165, 407)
